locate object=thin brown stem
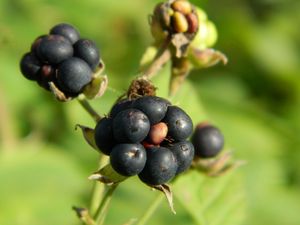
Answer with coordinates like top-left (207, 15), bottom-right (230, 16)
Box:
top-left (169, 57), bottom-right (191, 96)
top-left (143, 37), bottom-right (172, 79)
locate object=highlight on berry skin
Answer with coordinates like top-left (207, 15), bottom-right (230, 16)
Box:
top-left (20, 23), bottom-right (101, 99)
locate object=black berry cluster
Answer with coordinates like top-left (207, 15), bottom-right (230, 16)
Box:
top-left (94, 96), bottom-right (194, 185)
top-left (20, 23), bottom-right (100, 97)
top-left (192, 122), bottom-right (224, 158)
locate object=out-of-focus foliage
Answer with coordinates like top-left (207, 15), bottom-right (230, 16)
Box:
top-left (0, 0), bottom-right (300, 224)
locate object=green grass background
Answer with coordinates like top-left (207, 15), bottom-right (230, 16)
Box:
top-left (0, 0), bottom-right (300, 224)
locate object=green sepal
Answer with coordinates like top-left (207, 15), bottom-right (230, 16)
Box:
top-left (150, 183), bottom-right (176, 214)
top-left (83, 74), bottom-right (108, 100)
top-left (188, 48), bottom-right (228, 69)
top-left (49, 82), bottom-right (72, 102)
top-left (89, 164), bottom-right (128, 185)
top-left (83, 60), bottom-right (108, 99)
top-left (75, 124), bottom-right (98, 151)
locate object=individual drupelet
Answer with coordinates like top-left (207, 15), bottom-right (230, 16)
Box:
top-left (138, 146), bottom-right (178, 185)
top-left (110, 143), bottom-right (147, 176)
top-left (162, 105), bottom-right (193, 141)
top-left (36, 35), bottom-right (73, 64)
top-left (167, 140), bottom-right (194, 174)
top-left (56, 57), bottom-right (93, 96)
top-left (50, 23), bottom-right (80, 44)
top-left (132, 96), bottom-right (170, 125)
top-left (20, 52), bottom-right (41, 81)
top-left (192, 123), bottom-right (224, 158)
top-left (94, 117), bottom-right (115, 155)
top-left (112, 108), bottom-right (150, 143)
top-left (74, 39), bottom-right (100, 71)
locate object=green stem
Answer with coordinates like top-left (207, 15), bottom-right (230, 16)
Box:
top-left (77, 95), bottom-right (101, 122)
top-left (89, 156), bottom-right (110, 215)
top-left (89, 182), bottom-right (105, 216)
top-left (94, 184), bottom-right (118, 225)
top-left (136, 194), bottom-right (164, 225)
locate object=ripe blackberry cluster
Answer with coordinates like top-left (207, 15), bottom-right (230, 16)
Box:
top-left (94, 96), bottom-right (194, 185)
top-left (20, 23), bottom-right (100, 97)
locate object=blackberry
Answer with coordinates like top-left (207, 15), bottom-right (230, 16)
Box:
top-left (36, 35), bottom-right (73, 64)
top-left (20, 52), bottom-right (41, 81)
top-left (50, 23), bottom-right (80, 44)
top-left (163, 106), bottom-right (193, 141)
top-left (113, 108), bottom-right (150, 143)
top-left (168, 140), bottom-right (194, 174)
top-left (74, 39), bottom-right (100, 71)
top-left (94, 117), bottom-right (115, 155)
top-left (132, 96), bottom-right (170, 125)
top-left (110, 143), bottom-right (147, 176)
top-left (138, 146), bottom-right (178, 185)
top-left (109, 99), bottom-right (134, 118)
top-left (56, 57), bottom-right (92, 95)
top-left (192, 123), bottom-right (224, 158)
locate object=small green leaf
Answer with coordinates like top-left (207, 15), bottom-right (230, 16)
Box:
top-left (83, 74), bottom-right (108, 99)
top-left (188, 48), bottom-right (228, 69)
top-left (151, 184), bottom-right (176, 214)
top-left (89, 164), bottom-right (127, 185)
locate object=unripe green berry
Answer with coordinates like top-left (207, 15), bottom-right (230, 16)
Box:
top-left (191, 19), bottom-right (218, 50)
top-left (196, 7), bottom-right (208, 22)
top-left (204, 20), bottom-right (218, 47)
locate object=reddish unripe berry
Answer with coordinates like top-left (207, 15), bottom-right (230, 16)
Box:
top-left (147, 122), bottom-right (168, 145)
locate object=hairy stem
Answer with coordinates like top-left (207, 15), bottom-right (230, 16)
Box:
top-left (94, 184), bottom-right (118, 225)
top-left (77, 95), bottom-right (102, 122)
top-left (136, 194), bottom-right (164, 225)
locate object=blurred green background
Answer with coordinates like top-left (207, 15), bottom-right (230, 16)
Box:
top-left (1, 0), bottom-right (300, 224)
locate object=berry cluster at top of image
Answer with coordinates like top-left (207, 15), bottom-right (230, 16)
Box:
top-left (20, 23), bottom-right (100, 97)
top-left (151, 0), bottom-right (199, 42)
top-left (94, 95), bottom-right (195, 185)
